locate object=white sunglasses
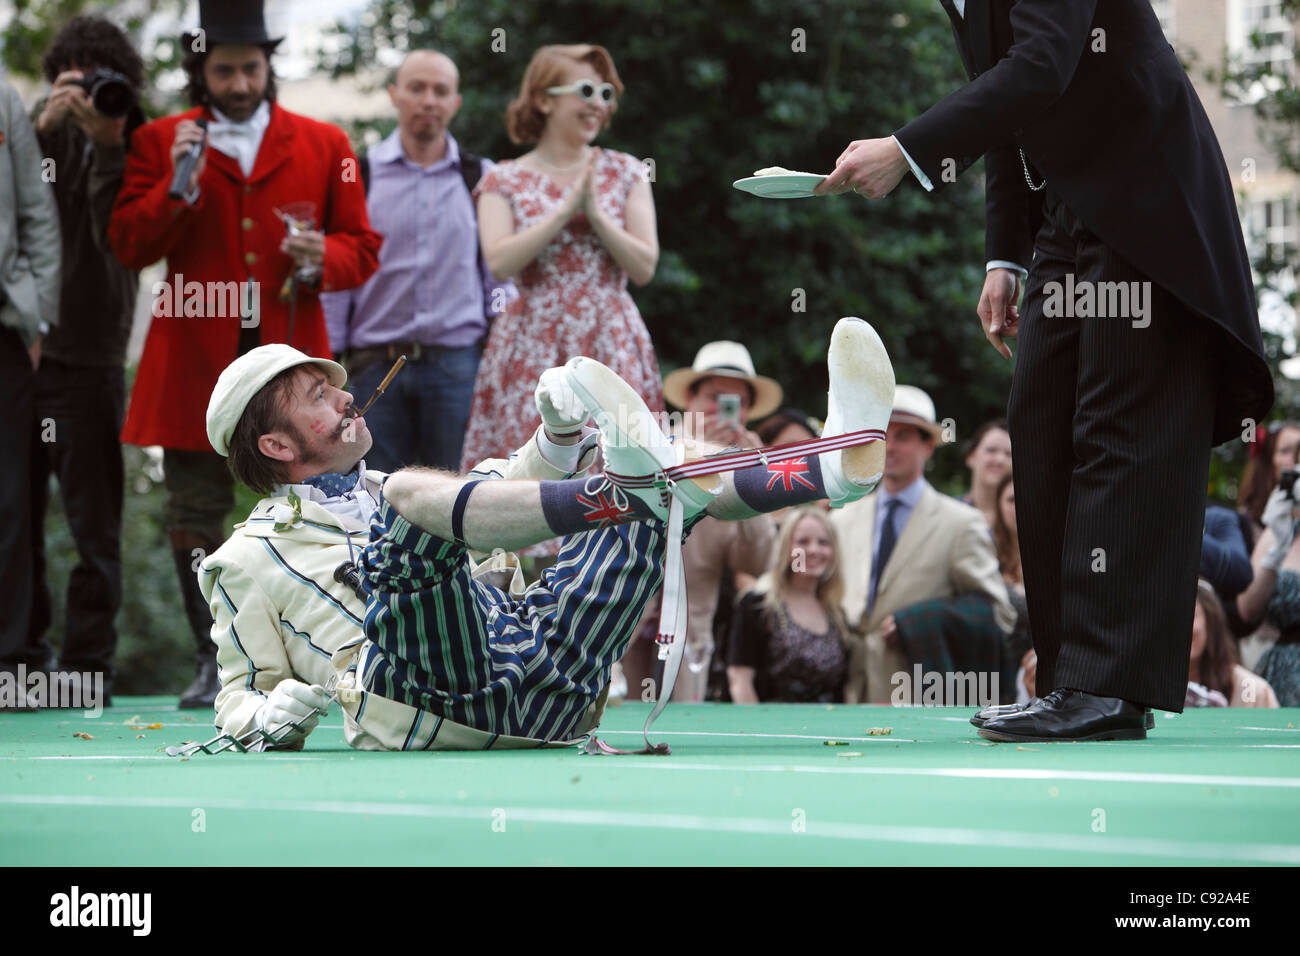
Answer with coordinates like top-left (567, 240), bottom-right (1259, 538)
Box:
top-left (545, 80), bottom-right (617, 105)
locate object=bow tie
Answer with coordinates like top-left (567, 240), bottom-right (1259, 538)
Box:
top-left (207, 102), bottom-right (269, 137)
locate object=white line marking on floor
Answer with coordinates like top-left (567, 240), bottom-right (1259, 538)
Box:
top-left (597, 729), bottom-right (915, 743)
top-left (577, 762), bottom-right (1300, 788)
top-left (1240, 726), bottom-right (1300, 733)
top-left (0, 794), bottom-right (1294, 863)
top-left (0, 755), bottom-right (325, 761)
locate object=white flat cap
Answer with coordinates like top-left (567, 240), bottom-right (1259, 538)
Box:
top-left (206, 344), bottom-right (346, 457)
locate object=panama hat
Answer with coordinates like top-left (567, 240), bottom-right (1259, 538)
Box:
top-left (662, 340), bottom-right (783, 420)
top-left (890, 384), bottom-right (947, 442)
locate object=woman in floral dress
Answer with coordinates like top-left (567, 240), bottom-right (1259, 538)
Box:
top-left (464, 44), bottom-right (663, 504)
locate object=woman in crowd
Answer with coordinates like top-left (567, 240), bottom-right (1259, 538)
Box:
top-left (757, 407), bottom-right (821, 449)
top-left (1237, 420), bottom-right (1300, 538)
top-left (960, 419), bottom-right (1011, 529)
top-left (1190, 579), bottom-right (1279, 708)
top-left (992, 473), bottom-right (1036, 702)
top-left (1236, 469), bottom-right (1300, 705)
top-left (727, 506), bottom-right (851, 704)
top-left (463, 43), bottom-right (662, 492)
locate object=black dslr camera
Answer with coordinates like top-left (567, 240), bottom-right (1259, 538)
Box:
top-left (74, 68), bottom-right (134, 118)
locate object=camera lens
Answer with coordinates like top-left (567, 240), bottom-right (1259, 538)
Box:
top-left (83, 69), bottom-right (133, 118)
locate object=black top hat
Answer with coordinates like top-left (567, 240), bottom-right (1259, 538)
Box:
top-left (181, 0), bottom-right (284, 51)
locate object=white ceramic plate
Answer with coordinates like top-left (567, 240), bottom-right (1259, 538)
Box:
top-left (732, 172), bottom-right (827, 199)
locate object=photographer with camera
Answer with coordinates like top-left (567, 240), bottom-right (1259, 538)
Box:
top-left (23, 16), bottom-right (146, 708)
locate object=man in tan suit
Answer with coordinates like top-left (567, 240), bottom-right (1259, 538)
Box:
top-left (832, 385), bottom-right (1014, 703)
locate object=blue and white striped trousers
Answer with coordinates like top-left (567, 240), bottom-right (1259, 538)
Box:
top-left (356, 499), bottom-right (675, 741)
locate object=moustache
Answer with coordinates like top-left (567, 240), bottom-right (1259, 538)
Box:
top-left (334, 406), bottom-right (359, 437)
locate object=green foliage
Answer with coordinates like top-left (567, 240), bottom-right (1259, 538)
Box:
top-left (322, 0), bottom-right (1007, 483)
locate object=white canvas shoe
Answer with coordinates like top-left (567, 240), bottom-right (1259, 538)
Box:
top-left (820, 317), bottom-right (895, 508)
top-left (564, 356), bottom-right (719, 521)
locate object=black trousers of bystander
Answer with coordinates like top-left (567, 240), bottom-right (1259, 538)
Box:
top-left (28, 358), bottom-right (126, 679)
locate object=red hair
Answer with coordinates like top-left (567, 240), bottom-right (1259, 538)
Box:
top-left (505, 44), bottom-right (623, 145)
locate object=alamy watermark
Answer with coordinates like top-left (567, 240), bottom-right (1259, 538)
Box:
top-left (1042, 273), bottom-right (1151, 328)
top-left (592, 406), bottom-right (726, 448)
top-left (0, 664), bottom-right (104, 716)
top-left (890, 665), bottom-right (999, 707)
top-left (152, 274), bottom-right (260, 327)
top-left (50, 886), bottom-right (150, 936)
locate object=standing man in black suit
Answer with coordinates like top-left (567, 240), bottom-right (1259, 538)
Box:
top-left (816, 0), bottom-right (1275, 740)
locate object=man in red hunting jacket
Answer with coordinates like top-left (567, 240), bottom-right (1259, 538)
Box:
top-left (109, 0), bottom-right (381, 709)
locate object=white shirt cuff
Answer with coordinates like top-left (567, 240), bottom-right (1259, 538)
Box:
top-left (536, 425), bottom-right (598, 474)
top-left (892, 135), bottom-right (934, 192)
top-left (987, 260), bottom-right (1028, 280)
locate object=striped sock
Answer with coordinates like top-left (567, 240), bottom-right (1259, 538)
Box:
top-left (732, 453), bottom-right (828, 512)
top-left (539, 475), bottom-right (657, 536)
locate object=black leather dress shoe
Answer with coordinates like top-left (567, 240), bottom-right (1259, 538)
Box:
top-left (972, 698), bottom-right (1155, 730)
top-left (977, 688), bottom-right (1148, 742)
top-left (970, 698), bottom-right (1040, 727)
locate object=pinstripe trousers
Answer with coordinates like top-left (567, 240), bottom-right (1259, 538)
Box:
top-left (357, 500), bottom-right (676, 740)
top-left (1007, 189), bottom-right (1217, 712)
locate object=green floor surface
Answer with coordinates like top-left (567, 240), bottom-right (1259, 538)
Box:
top-left (2, 699), bottom-right (1298, 865)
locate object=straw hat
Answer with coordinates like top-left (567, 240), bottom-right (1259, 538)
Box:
top-left (890, 384), bottom-right (947, 441)
top-left (662, 340), bottom-right (783, 419)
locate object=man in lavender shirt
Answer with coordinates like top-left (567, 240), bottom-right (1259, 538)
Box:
top-left (322, 50), bottom-right (510, 472)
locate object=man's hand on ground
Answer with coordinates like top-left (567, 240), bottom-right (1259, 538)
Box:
top-left (256, 679), bottom-right (331, 741)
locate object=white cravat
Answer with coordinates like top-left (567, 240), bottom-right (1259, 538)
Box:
top-left (954, 0), bottom-right (966, 17)
top-left (207, 100), bottom-right (271, 178)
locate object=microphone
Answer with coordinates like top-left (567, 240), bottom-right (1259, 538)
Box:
top-left (168, 118), bottom-right (208, 200)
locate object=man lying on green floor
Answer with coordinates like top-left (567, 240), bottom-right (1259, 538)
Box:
top-left (200, 346), bottom-right (600, 749)
top-left (200, 318), bottom-right (894, 750)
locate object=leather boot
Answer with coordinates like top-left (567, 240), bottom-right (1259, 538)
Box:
top-left (170, 534), bottom-right (221, 709)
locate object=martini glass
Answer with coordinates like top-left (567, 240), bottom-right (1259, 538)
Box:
top-left (274, 201), bottom-right (322, 284)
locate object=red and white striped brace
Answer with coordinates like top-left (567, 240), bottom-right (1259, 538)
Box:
top-left (594, 427), bottom-right (885, 754)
